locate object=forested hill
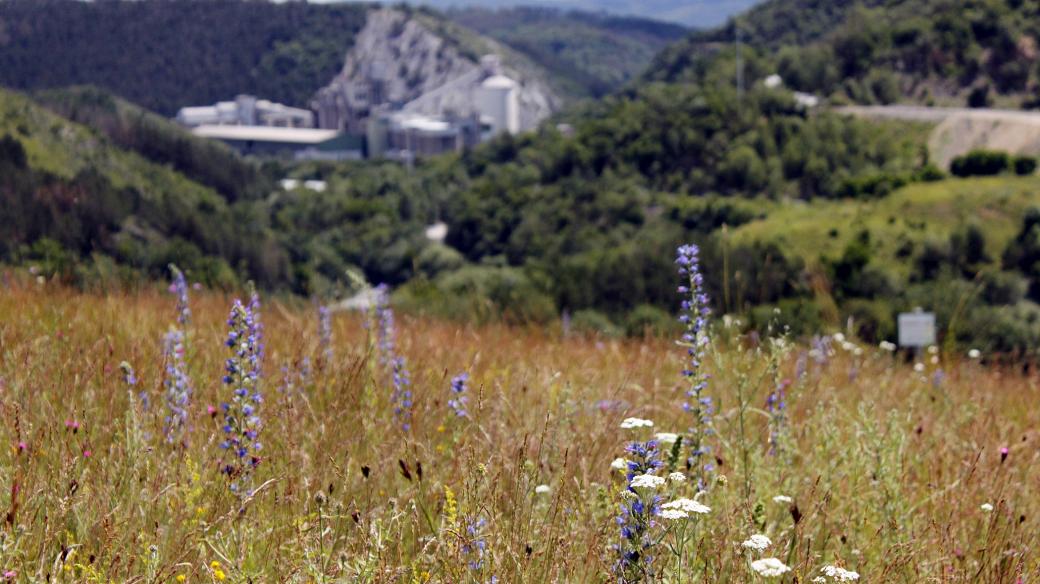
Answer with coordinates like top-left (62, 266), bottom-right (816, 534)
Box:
top-left (0, 0), bottom-right (370, 115)
top-left (651, 0), bottom-right (1040, 109)
top-left (448, 7), bottom-right (687, 96)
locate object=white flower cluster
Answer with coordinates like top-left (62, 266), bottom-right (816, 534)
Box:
top-left (662, 498), bottom-right (711, 515)
top-left (654, 432), bottom-right (679, 444)
top-left (741, 533), bottom-right (772, 551)
top-left (629, 474), bottom-right (665, 490)
top-left (620, 417), bottom-right (654, 429)
top-left (821, 565), bottom-right (860, 581)
top-left (751, 558), bottom-right (790, 578)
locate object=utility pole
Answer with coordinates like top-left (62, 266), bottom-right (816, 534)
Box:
top-left (735, 18), bottom-right (744, 105)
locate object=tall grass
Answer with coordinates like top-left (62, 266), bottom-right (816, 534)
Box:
top-left (0, 274), bottom-right (1035, 581)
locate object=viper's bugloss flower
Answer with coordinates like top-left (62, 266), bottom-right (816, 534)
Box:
top-left (220, 297), bottom-right (263, 495)
top-left (162, 328), bottom-right (193, 444)
top-left (448, 372), bottom-right (469, 418)
top-left (676, 243), bottom-right (714, 487)
top-left (373, 285), bottom-right (413, 431)
top-left (168, 264), bottom-right (191, 327)
top-left (318, 304), bottom-right (332, 364)
top-left (614, 439), bottom-right (662, 582)
top-left (462, 515), bottom-right (489, 572)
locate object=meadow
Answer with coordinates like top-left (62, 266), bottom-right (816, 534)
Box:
top-left (0, 261), bottom-right (1036, 583)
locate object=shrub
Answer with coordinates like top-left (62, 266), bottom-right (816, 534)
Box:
top-left (570, 309), bottom-right (622, 338)
top-left (950, 149), bottom-right (1010, 177)
top-left (1013, 155), bottom-right (1037, 176)
top-left (623, 304), bottom-right (678, 337)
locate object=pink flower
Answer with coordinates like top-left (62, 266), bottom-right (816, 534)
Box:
top-left (65, 420), bottom-right (80, 433)
top-left (4, 570), bottom-right (16, 579)
top-left (1001, 447), bottom-right (1009, 463)
top-left (82, 449), bottom-right (91, 458)
top-left (16, 442), bottom-right (26, 453)
top-left (207, 405), bottom-right (217, 417)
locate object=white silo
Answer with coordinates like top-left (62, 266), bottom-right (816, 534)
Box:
top-left (477, 74), bottom-right (520, 136)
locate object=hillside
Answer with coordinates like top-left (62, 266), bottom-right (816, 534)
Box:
top-left (448, 7), bottom-right (687, 96)
top-left (651, 0), bottom-right (1040, 108)
top-left (0, 0), bottom-right (370, 115)
top-left (0, 87), bottom-right (289, 287)
top-left (402, 0), bottom-right (761, 27)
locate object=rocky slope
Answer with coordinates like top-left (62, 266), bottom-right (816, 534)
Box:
top-left (311, 8), bottom-right (561, 132)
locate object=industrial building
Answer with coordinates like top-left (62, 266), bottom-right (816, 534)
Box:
top-left (176, 95), bottom-right (315, 128)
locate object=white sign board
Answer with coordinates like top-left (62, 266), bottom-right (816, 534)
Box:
top-left (898, 312), bottom-right (936, 347)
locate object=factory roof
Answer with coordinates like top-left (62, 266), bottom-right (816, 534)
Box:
top-left (191, 125), bottom-right (338, 144)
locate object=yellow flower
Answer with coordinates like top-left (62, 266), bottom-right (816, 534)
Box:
top-left (210, 561), bottom-right (221, 570)
top-left (436, 424), bottom-right (446, 433)
top-left (176, 575), bottom-right (186, 582)
top-left (214, 569), bottom-right (226, 581)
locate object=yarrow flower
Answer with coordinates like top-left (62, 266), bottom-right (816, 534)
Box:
top-left (750, 558), bottom-right (791, 578)
top-left (667, 472), bottom-right (686, 483)
top-left (654, 432), bottom-right (679, 444)
top-left (980, 503), bottom-right (994, 512)
top-left (676, 243), bottom-right (714, 487)
top-left (658, 508), bottom-right (688, 520)
top-left (534, 484), bottom-right (551, 495)
top-left (742, 534), bottom-right (772, 552)
top-left (661, 498), bottom-right (710, 515)
top-left (630, 474), bottom-right (666, 490)
top-left (611, 457), bottom-right (628, 471)
top-left (448, 372), bottom-right (469, 418)
top-left (220, 296), bottom-right (264, 495)
top-left (821, 565), bottom-right (860, 581)
top-left (620, 417), bottom-right (654, 429)
top-left (772, 495), bottom-right (793, 504)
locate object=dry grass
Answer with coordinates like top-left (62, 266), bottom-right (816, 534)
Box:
top-left (0, 276), bottom-right (1036, 582)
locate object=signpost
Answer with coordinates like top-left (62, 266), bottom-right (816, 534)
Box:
top-left (898, 308), bottom-right (936, 348)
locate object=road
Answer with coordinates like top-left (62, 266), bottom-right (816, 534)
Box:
top-left (835, 105), bottom-right (1040, 168)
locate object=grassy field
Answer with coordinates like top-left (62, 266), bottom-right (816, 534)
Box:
top-left (730, 176), bottom-right (1040, 279)
top-left (0, 272), bottom-right (1036, 582)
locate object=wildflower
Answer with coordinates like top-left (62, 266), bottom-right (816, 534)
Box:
top-left (928, 345), bottom-right (938, 355)
top-left (535, 484), bottom-right (551, 495)
top-left (981, 503), bottom-right (994, 512)
top-left (969, 348), bottom-right (981, 359)
top-left (667, 472), bottom-right (686, 483)
top-left (162, 328), bottom-right (193, 444)
top-left (772, 495), bottom-right (793, 504)
top-left (658, 508), bottom-right (688, 520)
top-left (317, 304), bottom-right (333, 365)
top-left (654, 432), bottom-right (679, 444)
top-left (373, 285), bottom-right (413, 431)
top-left (821, 565), bottom-right (860, 581)
top-left (661, 498), bottom-right (710, 515)
top-left (741, 534), bottom-right (772, 551)
top-left (168, 264), bottom-right (191, 326)
top-left (462, 516), bottom-right (489, 572)
top-left (65, 419), bottom-right (80, 432)
top-left (82, 449), bottom-right (91, 458)
top-left (220, 298), bottom-right (264, 495)
top-left (913, 362), bottom-right (925, 373)
top-left (765, 378), bottom-right (790, 455)
top-left (620, 417), bottom-right (654, 429)
top-left (630, 474), bottom-right (665, 490)
top-left (676, 243), bottom-right (714, 487)
top-left (1001, 446), bottom-right (1009, 463)
top-left (611, 457), bottom-right (628, 470)
top-left (750, 558), bottom-right (790, 577)
top-left (448, 372), bottom-right (469, 418)
top-left (176, 576), bottom-right (186, 583)
top-left (813, 578), bottom-right (827, 583)
top-left (879, 341), bottom-right (896, 352)
top-left (615, 439), bottom-right (663, 581)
